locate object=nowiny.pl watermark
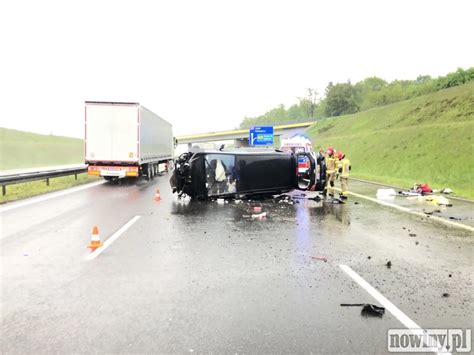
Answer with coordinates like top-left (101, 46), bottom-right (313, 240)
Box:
top-left (388, 328), bottom-right (471, 353)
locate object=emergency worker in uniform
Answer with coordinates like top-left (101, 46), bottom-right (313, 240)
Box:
top-left (336, 151), bottom-right (351, 199)
top-left (324, 147), bottom-right (336, 197)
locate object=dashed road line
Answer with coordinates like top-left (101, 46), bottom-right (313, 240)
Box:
top-left (339, 264), bottom-right (450, 354)
top-left (85, 215), bottom-right (141, 261)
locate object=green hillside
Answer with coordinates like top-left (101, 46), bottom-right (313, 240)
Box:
top-left (0, 128), bottom-right (83, 170)
top-left (306, 82), bottom-right (474, 199)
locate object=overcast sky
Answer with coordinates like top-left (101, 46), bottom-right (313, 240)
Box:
top-left (0, 0), bottom-right (472, 138)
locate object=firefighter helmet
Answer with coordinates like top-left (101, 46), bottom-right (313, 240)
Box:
top-left (326, 147), bottom-right (335, 156)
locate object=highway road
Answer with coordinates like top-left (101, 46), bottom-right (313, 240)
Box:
top-left (1, 173), bottom-right (473, 353)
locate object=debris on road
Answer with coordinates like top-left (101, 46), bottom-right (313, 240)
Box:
top-left (409, 233), bottom-right (417, 237)
top-left (413, 183), bottom-right (433, 194)
top-left (340, 303), bottom-right (386, 318)
top-left (361, 304), bottom-right (386, 317)
top-left (376, 188), bottom-right (396, 199)
top-left (251, 212), bottom-right (267, 219)
top-left (398, 190), bottom-right (421, 196)
top-left (217, 198), bottom-right (225, 205)
top-left (311, 256), bottom-right (328, 262)
top-left (386, 261), bottom-right (392, 268)
top-left (273, 194), bottom-right (295, 204)
top-left (325, 197), bottom-right (345, 204)
top-left (415, 241), bottom-right (419, 245)
top-left (442, 293), bottom-right (450, 298)
top-left (398, 183), bottom-right (435, 197)
top-left (289, 193), bottom-right (322, 203)
top-left (423, 209), bottom-right (442, 215)
top-left (367, 256), bottom-right (371, 260)
top-left (253, 206), bottom-right (262, 213)
top-left (440, 188), bottom-right (453, 194)
top-left (418, 195), bottom-right (452, 206)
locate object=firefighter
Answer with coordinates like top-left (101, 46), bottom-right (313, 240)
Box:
top-left (324, 147), bottom-right (336, 196)
top-left (337, 151), bottom-right (351, 199)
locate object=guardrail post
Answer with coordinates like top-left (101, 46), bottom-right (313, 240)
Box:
top-left (46, 178), bottom-right (50, 186)
top-left (75, 173), bottom-right (78, 180)
top-left (2, 185), bottom-right (5, 196)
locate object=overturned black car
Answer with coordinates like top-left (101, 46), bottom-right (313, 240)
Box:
top-left (170, 149), bottom-right (326, 199)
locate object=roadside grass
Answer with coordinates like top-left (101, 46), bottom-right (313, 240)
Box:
top-left (307, 82), bottom-right (474, 199)
top-left (0, 128), bottom-right (83, 170)
top-left (0, 174), bottom-right (100, 204)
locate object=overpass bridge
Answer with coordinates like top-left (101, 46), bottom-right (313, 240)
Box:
top-left (176, 121), bottom-right (314, 148)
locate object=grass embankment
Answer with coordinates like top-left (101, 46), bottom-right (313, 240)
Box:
top-left (0, 128), bottom-right (83, 170)
top-left (306, 82), bottom-right (474, 199)
top-left (0, 174), bottom-right (99, 204)
top-left (0, 128), bottom-right (98, 203)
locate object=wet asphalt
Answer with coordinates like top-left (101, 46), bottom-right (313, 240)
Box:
top-left (348, 179), bottom-right (474, 228)
top-left (1, 173), bottom-right (473, 354)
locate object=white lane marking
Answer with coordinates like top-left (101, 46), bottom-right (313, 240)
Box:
top-left (339, 264), bottom-right (450, 354)
top-left (334, 187), bottom-right (474, 233)
top-left (0, 180), bottom-right (105, 213)
top-left (85, 215), bottom-right (141, 261)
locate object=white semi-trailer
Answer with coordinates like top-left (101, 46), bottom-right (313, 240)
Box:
top-left (85, 101), bottom-right (174, 180)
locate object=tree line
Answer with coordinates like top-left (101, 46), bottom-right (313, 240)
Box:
top-left (239, 67), bottom-right (474, 128)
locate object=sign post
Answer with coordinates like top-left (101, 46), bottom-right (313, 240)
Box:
top-left (249, 126), bottom-right (274, 146)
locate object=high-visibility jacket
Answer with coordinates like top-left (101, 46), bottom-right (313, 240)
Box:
top-left (326, 156), bottom-right (336, 173)
top-left (339, 158), bottom-right (351, 178)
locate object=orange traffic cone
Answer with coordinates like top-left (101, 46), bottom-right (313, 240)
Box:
top-left (88, 226), bottom-right (103, 251)
top-left (154, 189), bottom-right (161, 201)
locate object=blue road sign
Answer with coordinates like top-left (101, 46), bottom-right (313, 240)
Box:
top-left (249, 126), bottom-right (274, 146)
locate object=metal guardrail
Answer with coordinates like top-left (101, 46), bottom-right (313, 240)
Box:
top-left (0, 165), bottom-right (88, 196)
